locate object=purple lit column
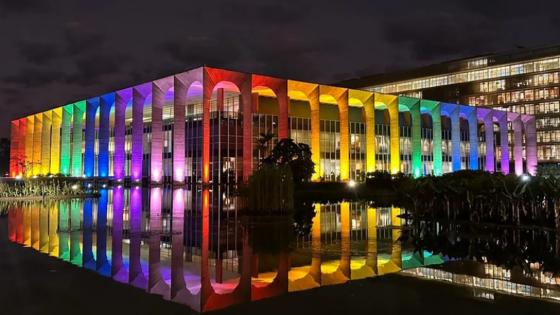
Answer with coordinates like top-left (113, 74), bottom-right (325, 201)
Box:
top-left (148, 188), bottom-right (169, 297)
top-left (513, 115), bottom-right (524, 176)
top-left (84, 98), bottom-right (99, 178)
top-left (111, 187), bottom-right (127, 282)
top-left (173, 77), bottom-right (186, 184)
top-left (129, 187), bottom-right (146, 288)
top-left (150, 82), bottom-right (165, 183)
top-left (468, 109), bottom-right (479, 170)
top-left (98, 94), bottom-right (113, 177)
top-left (171, 188), bottom-right (190, 303)
top-left (131, 86), bottom-right (149, 182)
top-left (113, 90), bottom-right (129, 181)
top-left (450, 106), bottom-right (461, 171)
top-left (480, 109), bottom-right (495, 172)
top-left (524, 116), bottom-right (537, 175)
top-left (496, 112), bottom-right (509, 174)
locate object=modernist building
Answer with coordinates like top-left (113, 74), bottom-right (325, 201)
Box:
top-left (9, 66), bottom-right (537, 183)
top-left (340, 45), bottom-right (560, 165)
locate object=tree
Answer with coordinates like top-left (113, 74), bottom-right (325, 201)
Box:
top-left (263, 138), bottom-right (315, 184)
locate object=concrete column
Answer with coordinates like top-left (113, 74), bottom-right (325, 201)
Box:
top-left (363, 96), bottom-right (376, 173)
top-left (71, 101), bottom-right (85, 177)
top-left (96, 189), bottom-right (110, 276)
top-left (277, 83), bottom-right (289, 139)
top-left (468, 110), bottom-right (479, 170)
top-left (113, 91), bottom-right (128, 181)
top-left (58, 200), bottom-right (70, 261)
top-left (50, 108), bottom-right (62, 175)
top-left (338, 91), bottom-right (350, 181)
top-left (309, 88), bottom-right (321, 180)
top-left (431, 104), bottom-right (442, 175)
top-left (131, 88), bottom-right (147, 182)
top-left (482, 110), bottom-right (495, 173)
top-left (450, 106), bottom-right (461, 172)
top-left (129, 187), bottom-right (146, 288)
top-left (409, 101), bottom-right (422, 177)
top-left (111, 187), bottom-right (126, 282)
top-left (524, 116), bottom-right (537, 175)
top-left (9, 120), bottom-right (20, 177)
top-left (24, 116), bottom-right (34, 177)
top-left (32, 114), bottom-right (42, 176)
top-left (174, 77), bottom-right (186, 184)
top-left (513, 116), bottom-right (524, 176)
top-left (388, 98), bottom-right (400, 174)
top-left (170, 188), bottom-right (189, 302)
top-left (497, 112), bottom-right (509, 174)
top-left (60, 105), bottom-right (73, 176)
top-left (241, 79), bottom-right (253, 182)
top-left (151, 84), bottom-right (164, 183)
top-left (84, 99), bottom-right (99, 178)
top-left (98, 94), bottom-right (113, 177)
top-left (41, 111), bottom-right (52, 175)
top-left (148, 188), bottom-right (169, 297)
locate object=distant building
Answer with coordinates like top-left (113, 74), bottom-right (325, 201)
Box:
top-left (340, 45), bottom-right (560, 166)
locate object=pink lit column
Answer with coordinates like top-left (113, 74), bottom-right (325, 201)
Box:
top-left (173, 77), bottom-right (186, 184)
top-left (241, 79), bottom-right (253, 182)
top-left (480, 109), bottom-right (495, 172)
top-left (150, 82), bottom-right (165, 183)
top-left (496, 112), bottom-right (509, 174)
top-left (148, 188), bottom-right (169, 297)
top-left (524, 116), bottom-right (537, 175)
top-left (131, 85), bottom-right (149, 182)
top-left (512, 115), bottom-right (524, 175)
top-left (113, 90), bottom-right (130, 181)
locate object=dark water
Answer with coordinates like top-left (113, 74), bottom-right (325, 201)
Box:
top-left (5, 187), bottom-right (560, 311)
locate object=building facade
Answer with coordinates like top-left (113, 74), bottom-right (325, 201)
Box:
top-left (340, 46), bottom-right (560, 166)
top-left (9, 66), bottom-right (537, 183)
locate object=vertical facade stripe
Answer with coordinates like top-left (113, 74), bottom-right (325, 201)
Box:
top-left (409, 101), bottom-right (422, 177)
top-left (98, 94), bottom-right (113, 177)
top-left (25, 116), bottom-right (34, 177)
top-left (113, 91), bottom-right (128, 181)
top-left (151, 84), bottom-right (164, 183)
top-left (32, 114), bottom-right (42, 176)
top-left (309, 87), bottom-right (321, 180)
top-left (363, 95), bottom-right (375, 173)
top-left (468, 110), bottom-right (479, 170)
top-left (84, 99), bottom-right (99, 177)
top-left (174, 77), bottom-right (186, 183)
top-left (450, 107), bottom-right (461, 172)
top-left (41, 111), bottom-right (52, 175)
top-left (50, 108), bottom-right (62, 174)
top-left (431, 104), bottom-right (442, 176)
top-left (60, 105), bottom-right (73, 176)
top-left (9, 120), bottom-right (19, 176)
top-left (388, 98), bottom-right (400, 174)
top-left (131, 88), bottom-right (145, 181)
top-left (513, 116), bottom-right (524, 175)
top-left (482, 111), bottom-right (495, 173)
top-left (524, 116), bottom-right (537, 175)
top-left (338, 91), bottom-right (350, 181)
top-left (497, 113), bottom-right (509, 174)
top-left (72, 101), bottom-right (85, 177)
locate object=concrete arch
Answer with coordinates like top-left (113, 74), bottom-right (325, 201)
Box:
top-left (252, 74), bottom-right (289, 140)
top-left (349, 90), bottom-right (375, 174)
top-left (374, 93), bottom-right (399, 174)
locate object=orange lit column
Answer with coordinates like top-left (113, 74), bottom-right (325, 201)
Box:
top-left (338, 91), bottom-right (350, 181)
top-left (16, 118), bottom-right (27, 177)
top-left (310, 88), bottom-right (321, 180)
top-left (339, 202), bottom-right (350, 278)
top-left (388, 97), bottom-right (400, 174)
top-left (24, 116), bottom-right (34, 177)
top-left (32, 114), bottom-right (42, 176)
top-left (41, 111), bottom-right (52, 175)
top-left (9, 120), bottom-right (19, 177)
top-left (50, 108), bottom-right (62, 175)
top-left (309, 204), bottom-right (322, 284)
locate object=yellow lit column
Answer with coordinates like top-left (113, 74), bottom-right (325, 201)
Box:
top-left (50, 108), bottom-right (62, 174)
top-left (310, 203), bottom-right (322, 284)
top-left (310, 89), bottom-right (321, 180)
top-left (41, 111), bottom-right (52, 175)
top-left (48, 202), bottom-right (59, 257)
top-left (388, 97), bottom-right (400, 174)
top-left (339, 202), bottom-right (351, 278)
top-left (366, 208), bottom-right (378, 274)
top-left (24, 116), bottom-right (34, 177)
top-left (363, 95), bottom-right (375, 173)
top-left (32, 114), bottom-right (42, 176)
top-left (338, 91), bottom-right (350, 181)
top-left (390, 207), bottom-right (402, 269)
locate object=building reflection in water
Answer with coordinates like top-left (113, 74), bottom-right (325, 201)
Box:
top-left (6, 187), bottom-right (560, 312)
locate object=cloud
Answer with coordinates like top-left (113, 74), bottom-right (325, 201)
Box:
top-left (16, 41), bottom-right (59, 65)
top-left (0, 0), bottom-right (49, 14)
top-left (3, 67), bottom-right (63, 88)
top-left (66, 53), bottom-right (131, 86)
top-left (63, 24), bottom-right (107, 56)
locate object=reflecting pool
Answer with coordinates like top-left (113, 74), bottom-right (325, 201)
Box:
top-left (5, 187), bottom-right (560, 312)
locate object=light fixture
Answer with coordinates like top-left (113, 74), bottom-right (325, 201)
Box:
top-left (347, 179), bottom-right (356, 188)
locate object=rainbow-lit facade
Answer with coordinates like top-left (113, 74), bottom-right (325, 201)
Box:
top-left (9, 66), bottom-right (538, 181)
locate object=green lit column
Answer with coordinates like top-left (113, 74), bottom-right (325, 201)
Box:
top-left (409, 100), bottom-right (422, 177)
top-left (60, 105), bottom-right (73, 176)
top-left (431, 103), bottom-right (442, 176)
top-left (72, 101), bottom-right (85, 177)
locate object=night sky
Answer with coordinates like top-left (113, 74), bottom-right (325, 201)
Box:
top-left (1, 0), bottom-right (560, 137)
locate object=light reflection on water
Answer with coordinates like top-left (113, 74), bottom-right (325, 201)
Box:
top-left (5, 187), bottom-right (560, 311)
